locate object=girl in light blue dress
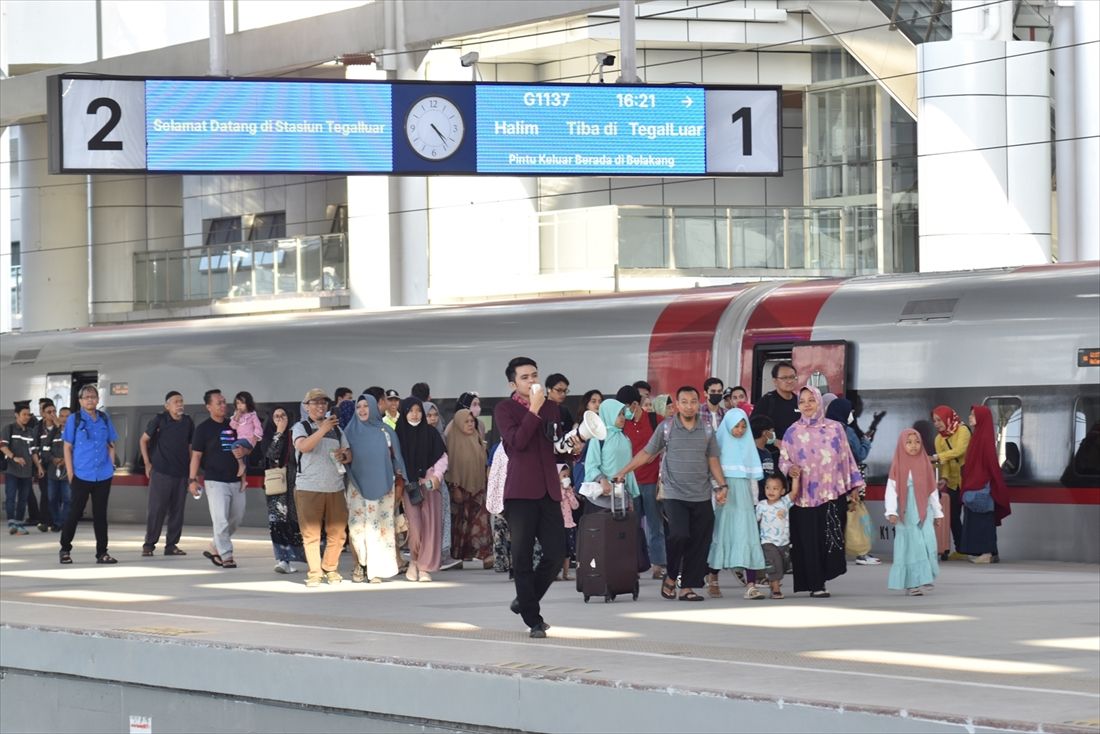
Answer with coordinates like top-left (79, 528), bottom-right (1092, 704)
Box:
top-left (885, 429), bottom-right (944, 595)
top-left (707, 408), bottom-right (767, 599)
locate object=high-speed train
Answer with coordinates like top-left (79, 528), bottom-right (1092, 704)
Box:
top-left (2, 262), bottom-right (1098, 562)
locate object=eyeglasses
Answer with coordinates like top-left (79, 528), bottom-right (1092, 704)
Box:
top-left (551, 386), bottom-right (569, 395)
top-left (308, 399), bottom-right (330, 406)
top-left (777, 375), bottom-right (798, 382)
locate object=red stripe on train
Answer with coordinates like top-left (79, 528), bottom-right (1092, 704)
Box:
top-left (648, 288), bottom-right (748, 394)
top-left (738, 280), bottom-right (842, 392)
top-left (863, 484), bottom-right (1100, 505)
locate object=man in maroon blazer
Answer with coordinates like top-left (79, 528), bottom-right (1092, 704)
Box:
top-left (494, 356), bottom-right (566, 638)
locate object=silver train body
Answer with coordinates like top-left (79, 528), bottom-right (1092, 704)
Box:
top-left (2, 263), bottom-right (1097, 561)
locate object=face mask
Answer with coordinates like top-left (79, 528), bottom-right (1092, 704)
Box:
top-left (560, 476), bottom-right (572, 488)
top-left (766, 434), bottom-right (776, 446)
top-left (848, 411), bottom-right (855, 424)
top-left (471, 404), bottom-right (481, 418)
top-left (708, 394), bottom-right (722, 406)
top-left (624, 408), bottom-right (635, 421)
top-left (407, 418), bottom-right (422, 427)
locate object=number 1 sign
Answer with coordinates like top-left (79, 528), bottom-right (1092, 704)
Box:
top-left (704, 88), bottom-right (781, 175)
top-left (51, 77), bottom-right (146, 173)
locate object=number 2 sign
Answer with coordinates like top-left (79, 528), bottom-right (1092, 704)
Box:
top-left (51, 77), bottom-right (145, 173)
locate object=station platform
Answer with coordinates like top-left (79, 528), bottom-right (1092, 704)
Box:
top-left (1, 524), bottom-right (1098, 734)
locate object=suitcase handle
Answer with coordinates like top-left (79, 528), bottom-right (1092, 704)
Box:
top-left (611, 482), bottom-right (629, 519)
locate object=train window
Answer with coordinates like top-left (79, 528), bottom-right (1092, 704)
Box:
top-left (1071, 397), bottom-right (1100, 477)
top-left (982, 397), bottom-right (1022, 477)
top-left (109, 413), bottom-right (128, 469)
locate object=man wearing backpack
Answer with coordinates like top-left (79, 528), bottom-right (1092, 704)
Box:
top-left (59, 385), bottom-right (119, 564)
top-left (293, 388), bottom-right (352, 587)
top-left (140, 391), bottom-right (194, 557)
top-left (2, 400), bottom-right (40, 535)
top-left (190, 389), bottom-right (250, 569)
top-left (615, 386), bottom-right (727, 602)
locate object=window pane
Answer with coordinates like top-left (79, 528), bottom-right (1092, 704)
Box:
top-left (983, 397), bottom-right (1022, 476)
top-left (1070, 397), bottom-right (1100, 477)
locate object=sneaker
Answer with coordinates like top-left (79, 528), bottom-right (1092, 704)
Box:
top-left (274, 561), bottom-right (290, 574)
top-left (285, 563), bottom-right (298, 574)
top-left (529, 627), bottom-right (547, 639)
top-left (36, 523), bottom-right (49, 533)
top-left (324, 570), bottom-right (343, 584)
top-left (418, 571), bottom-right (432, 582)
top-left (13, 525), bottom-right (28, 536)
top-left (305, 574), bottom-right (322, 588)
top-left (949, 551), bottom-right (968, 561)
top-left (855, 555), bottom-right (881, 565)
top-left (351, 565), bottom-right (365, 583)
top-left (969, 553), bottom-right (993, 564)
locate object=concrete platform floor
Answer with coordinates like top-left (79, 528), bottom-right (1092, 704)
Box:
top-left (1, 524), bottom-right (1098, 733)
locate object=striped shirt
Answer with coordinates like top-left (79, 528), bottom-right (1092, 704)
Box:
top-left (644, 416), bottom-right (719, 502)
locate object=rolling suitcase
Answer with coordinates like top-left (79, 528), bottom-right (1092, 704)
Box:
top-left (575, 484), bottom-right (640, 603)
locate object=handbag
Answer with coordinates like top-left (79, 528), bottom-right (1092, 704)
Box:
top-left (962, 484), bottom-right (994, 513)
top-left (845, 499), bottom-right (872, 557)
top-left (264, 466), bottom-right (288, 496)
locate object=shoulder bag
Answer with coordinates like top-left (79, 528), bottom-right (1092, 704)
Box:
top-left (961, 483), bottom-right (994, 513)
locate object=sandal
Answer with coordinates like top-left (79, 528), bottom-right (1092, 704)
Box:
top-left (733, 569), bottom-right (747, 587)
top-left (96, 554), bottom-right (118, 565)
top-left (744, 586), bottom-right (765, 600)
top-left (770, 590), bottom-right (784, 600)
top-left (203, 550), bottom-right (223, 567)
top-left (660, 575), bottom-right (677, 600)
top-left (679, 590), bottom-right (705, 602)
top-left (809, 590), bottom-right (831, 598)
top-left (221, 559), bottom-right (238, 569)
top-left (59, 551), bottom-right (72, 565)
top-left (707, 574), bottom-right (722, 598)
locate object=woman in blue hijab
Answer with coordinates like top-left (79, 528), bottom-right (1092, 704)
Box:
top-left (707, 408), bottom-right (767, 600)
top-left (344, 394), bottom-right (407, 583)
top-left (582, 399), bottom-right (639, 511)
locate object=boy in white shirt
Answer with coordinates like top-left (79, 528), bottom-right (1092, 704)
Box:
top-left (755, 472), bottom-right (801, 599)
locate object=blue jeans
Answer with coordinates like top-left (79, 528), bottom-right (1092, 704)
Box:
top-left (49, 475), bottom-right (72, 530)
top-left (634, 483), bottom-right (666, 566)
top-left (5, 475), bottom-right (33, 526)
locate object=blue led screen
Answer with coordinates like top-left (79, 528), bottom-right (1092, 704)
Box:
top-left (475, 85), bottom-right (706, 174)
top-left (145, 79), bottom-right (393, 172)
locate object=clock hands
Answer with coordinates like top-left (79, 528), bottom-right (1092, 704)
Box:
top-left (430, 122), bottom-right (448, 146)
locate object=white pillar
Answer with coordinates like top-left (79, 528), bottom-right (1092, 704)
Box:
top-left (0, 1), bottom-right (10, 332)
top-left (917, 27), bottom-right (1052, 271)
top-left (1052, 3), bottom-right (1077, 261)
top-left (1073, 0), bottom-right (1100, 260)
top-left (208, 0), bottom-right (227, 76)
top-left (18, 122), bottom-right (90, 331)
top-left (618, 0), bottom-right (639, 84)
top-left (875, 87), bottom-right (895, 274)
top-left (89, 175), bottom-right (182, 320)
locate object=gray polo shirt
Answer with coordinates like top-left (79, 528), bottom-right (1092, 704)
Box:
top-left (292, 420), bottom-right (349, 492)
top-left (645, 416), bottom-right (719, 502)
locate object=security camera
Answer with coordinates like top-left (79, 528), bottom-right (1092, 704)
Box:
top-left (596, 52), bottom-right (615, 67)
top-left (460, 51), bottom-right (480, 67)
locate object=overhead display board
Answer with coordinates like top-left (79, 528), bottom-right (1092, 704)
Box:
top-left (48, 75), bottom-right (782, 177)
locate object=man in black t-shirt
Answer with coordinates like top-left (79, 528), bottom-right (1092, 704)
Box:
top-left (140, 391), bottom-right (195, 556)
top-left (189, 389), bottom-right (249, 568)
top-left (755, 362), bottom-right (800, 448)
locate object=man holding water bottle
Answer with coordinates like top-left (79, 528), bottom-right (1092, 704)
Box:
top-left (293, 388), bottom-right (352, 587)
top-left (190, 389), bottom-right (251, 569)
top-left (494, 357), bottom-right (571, 638)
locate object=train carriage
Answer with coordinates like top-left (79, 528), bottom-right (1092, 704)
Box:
top-left (2, 262), bottom-right (1097, 561)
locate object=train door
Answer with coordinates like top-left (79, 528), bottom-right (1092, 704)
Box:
top-left (46, 370), bottom-right (99, 412)
top-left (752, 341), bottom-right (852, 399)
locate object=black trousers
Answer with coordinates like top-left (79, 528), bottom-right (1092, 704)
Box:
top-left (60, 476), bottom-right (112, 558)
top-left (143, 470), bottom-right (189, 551)
top-left (663, 498), bottom-right (714, 591)
top-left (26, 475), bottom-right (51, 526)
top-left (503, 495), bottom-right (565, 628)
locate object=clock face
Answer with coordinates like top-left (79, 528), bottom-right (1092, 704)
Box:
top-left (404, 96), bottom-right (465, 160)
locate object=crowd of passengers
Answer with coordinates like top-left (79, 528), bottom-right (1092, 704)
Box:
top-left (2, 359), bottom-right (1014, 636)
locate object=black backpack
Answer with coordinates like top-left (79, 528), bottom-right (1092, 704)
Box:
top-left (294, 420), bottom-right (342, 473)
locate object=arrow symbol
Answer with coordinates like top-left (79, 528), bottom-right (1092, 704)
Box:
top-left (682, 96), bottom-right (693, 108)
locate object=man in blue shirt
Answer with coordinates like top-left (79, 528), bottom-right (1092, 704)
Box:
top-left (59, 384), bottom-right (119, 564)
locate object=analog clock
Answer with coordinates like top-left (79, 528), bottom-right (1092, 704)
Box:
top-left (404, 95), bottom-right (465, 160)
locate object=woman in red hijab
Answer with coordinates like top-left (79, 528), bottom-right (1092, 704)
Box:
top-left (959, 405), bottom-right (1011, 563)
